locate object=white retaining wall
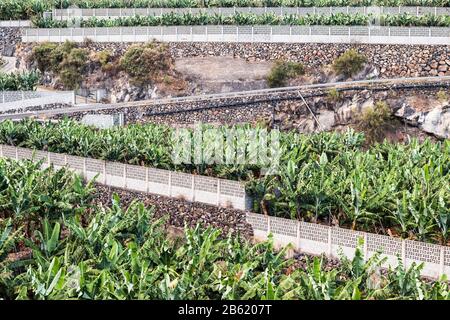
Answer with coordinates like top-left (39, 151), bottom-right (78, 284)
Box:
top-left (1, 144), bottom-right (449, 278)
top-left (21, 26), bottom-right (450, 45)
top-left (0, 91), bottom-right (75, 112)
top-left (51, 6), bottom-right (450, 19)
top-left (0, 20), bottom-right (31, 27)
top-left (0, 145), bottom-right (249, 211)
top-left (246, 212), bottom-right (450, 279)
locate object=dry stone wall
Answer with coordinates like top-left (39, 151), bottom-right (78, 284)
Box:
top-left (85, 42), bottom-right (450, 78)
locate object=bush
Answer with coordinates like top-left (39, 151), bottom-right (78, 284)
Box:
top-left (327, 88), bottom-right (341, 103)
top-left (58, 48), bottom-right (88, 89)
top-left (30, 41), bottom-right (86, 90)
top-left (356, 101), bottom-right (394, 143)
top-left (119, 42), bottom-right (173, 85)
top-left (437, 89), bottom-right (448, 103)
top-left (31, 42), bottom-right (58, 72)
top-left (332, 49), bottom-right (367, 78)
top-left (267, 60), bottom-right (305, 88)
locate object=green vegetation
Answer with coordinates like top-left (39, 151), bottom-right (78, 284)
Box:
top-left (1, 0), bottom-right (449, 20)
top-left (1, 158), bottom-right (450, 300)
top-left (267, 60), bottom-right (305, 88)
top-left (33, 12), bottom-right (450, 28)
top-left (355, 101), bottom-right (396, 144)
top-left (332, 49), bottom-right (367, 78)
top-left (30, 41), bottom-right (87, 89)
top-left (0, 71), bottom-right (40, 91)
top-left (119, 42), bottom-right (173, 85)
top-left (0, 119), bottom-right (448, 245)
top-left (437, 89), bottom-right (449, 103)
top-left (326, 88), bottom-right (341, 103)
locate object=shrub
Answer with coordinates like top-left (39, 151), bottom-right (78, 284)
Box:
top-left (437, 89), bottom-right (448, 103)
top-left (49, 41), bottom-right (77, 73)
top-left (58, 48), bottom-right (88, 89)
top-left (332, 49), bottom-right (367, 78)
top-left (30, 41), bottom-right (86, 90)
top-left (267, 60), bottom-right (305, 88)
top-left (327, 88), bottom-right (341, 103)
top-left (31, 42), bottom-right (58, 72)
top-left (355, 101), bottom-right (394, 143)
top-left (96, 50), bottom-right (112, 67)
top-left (119, 42), bottom-right (173, 85)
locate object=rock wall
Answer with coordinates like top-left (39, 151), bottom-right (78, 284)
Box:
top-left (0, 28), bottom-right (22, 56)
top-left (84, 42), bottom-right (450, 78)
top-left (51, 83), bottom-right (450, 139)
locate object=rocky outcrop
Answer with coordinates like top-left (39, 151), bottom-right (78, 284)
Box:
top-left (396, 102), bottom-right (450, 139)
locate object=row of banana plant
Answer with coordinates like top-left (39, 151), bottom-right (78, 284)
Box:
top-left (33, 12), bottom-right (450, 27)
top-left (0, 71), bottom-right (40, 91)
top-left (0, 119), bottom-right (448, 245)
top-left (1, 0), bottom-right (449, 20)
top-left (1, 170), bottom-right (450, 299)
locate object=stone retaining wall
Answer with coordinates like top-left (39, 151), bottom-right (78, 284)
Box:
top-left (87, 42), bottom-right (450, 78)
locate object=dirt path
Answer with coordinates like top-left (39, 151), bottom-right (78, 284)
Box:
top-left (175, 56), bottom-right (273, 93)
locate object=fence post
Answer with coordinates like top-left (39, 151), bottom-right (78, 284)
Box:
top-left (363, 233), bottom-right (368, 261)
top-left (236, 26), bottom-right (239, 42)
top-left (191, 26), bottom-right (193, 42)
top-left (216, 178), bottom-right (221, 206)
top-left (122, 164), bottom-right (126, 188)
top-left (145, 168), bottom-right (149, 193)
top-left (103, 161), bottom-right (106, 184)
top-left (168, 171), bottom-right (172, 197)
top-left (251, 26), bottom-right (254, 42)
top-left (191, 175), bottom-right (195, 202)
top-left (267, 215), bottom-right (271, 235)
top-left (296, 221), bottom-right (301, 250)
top-left (440, 247), bottom-right (445, 276)
top-left (0, 145), bottom-right (3, 157)
top-left (83, 158), bottom-right (86, 178)
top-left (328, 227), bottom-right (332, 256)
top-left (401, 239), bottom-right (406, 263)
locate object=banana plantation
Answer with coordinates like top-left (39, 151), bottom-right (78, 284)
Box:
top-left (1, 157), bottom-right (450, 300)
top-left (1, 0), bottom-right (449, 20)
top-left (0, 119), bottom-right (448, 246)
top-left (0, 71), bottom-right (40, 91)
top-left (32, 12), bottom-right (450, 27)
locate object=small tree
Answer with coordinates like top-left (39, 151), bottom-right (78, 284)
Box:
top-left (332, 49), bottom-right (367, 78)
top-left (267, 60), bottom-right (305, 88)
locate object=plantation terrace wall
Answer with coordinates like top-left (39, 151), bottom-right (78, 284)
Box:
top-left (21, 26), bottom-right (450, 45)
top-left (0, 91), bottom-right (75, 112)
top-left (0, 144), bottom-right (250, 211)
top-left (1, 144), bottom-right (450, 279)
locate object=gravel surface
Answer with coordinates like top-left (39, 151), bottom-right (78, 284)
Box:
top-left (93, 184), bottom-right (254, 239)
